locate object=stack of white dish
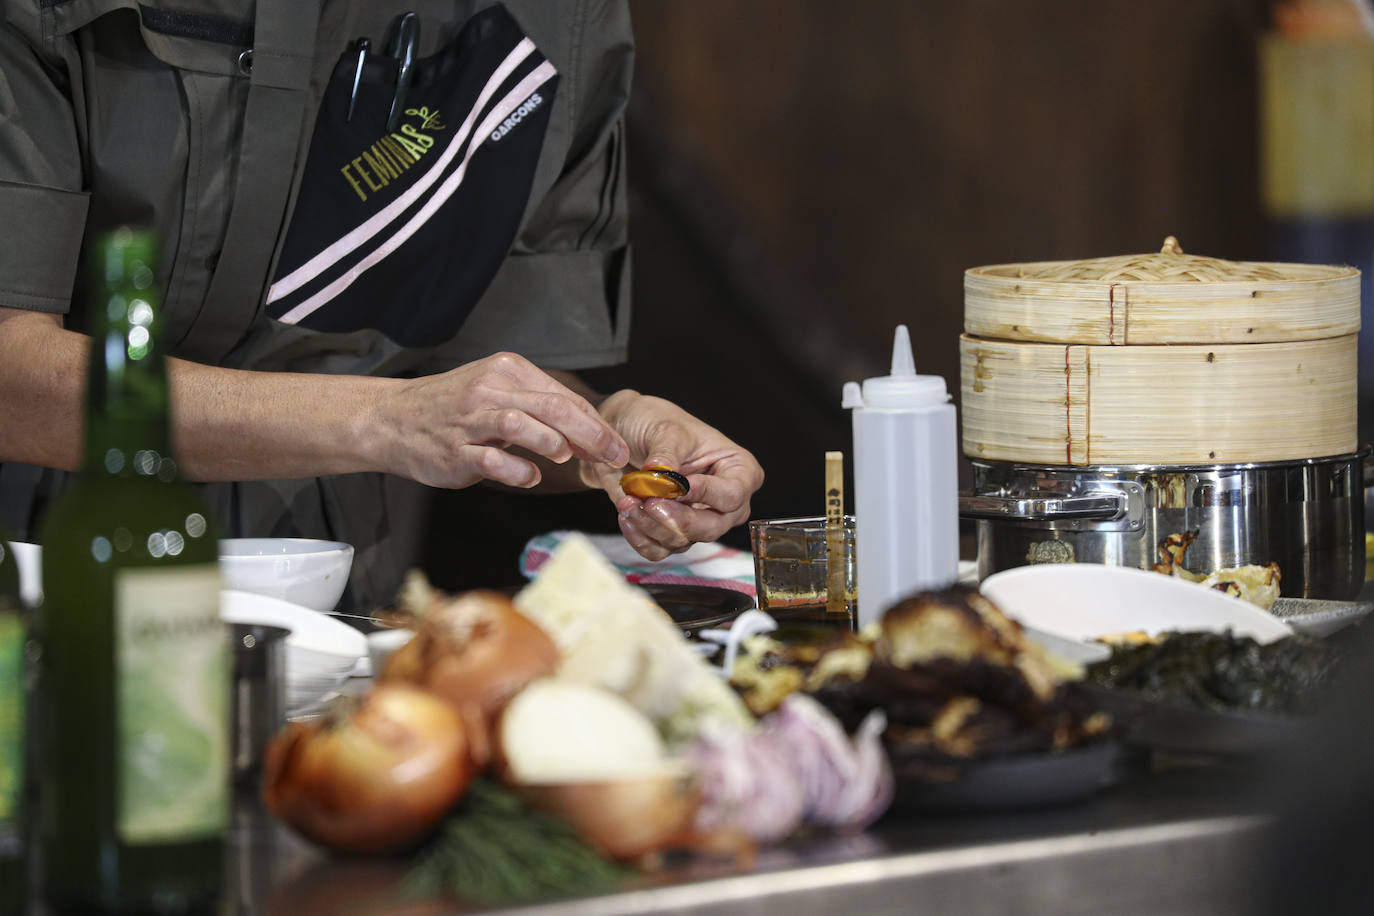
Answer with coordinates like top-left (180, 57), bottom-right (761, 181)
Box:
top-left (217, 538), bottom-right (365, 714)
top-left (8, 538), bottom-right (368, 717)
top-left (218, 538), bottom-right (364, 714)
top-left (220, 589), bottom-right (367, 715)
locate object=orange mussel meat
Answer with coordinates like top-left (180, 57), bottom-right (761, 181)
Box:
top-left (619, 466), bottom-right (690, 500)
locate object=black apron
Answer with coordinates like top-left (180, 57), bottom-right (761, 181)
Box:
top-left (263, 3), bottom-right (558, 347)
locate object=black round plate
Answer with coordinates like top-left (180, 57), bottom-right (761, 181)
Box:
top-left (890, 741), bottom-right (1124, 812)
top-left (640, 583), bottom-right (754, 633)
top-left (1080, 683), bottom-right (1303, 757)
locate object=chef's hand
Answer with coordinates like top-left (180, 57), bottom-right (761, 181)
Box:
top-left (582, 390), bottom-right (764, 561)
top-left (375, 352), bottom-right (630, 489)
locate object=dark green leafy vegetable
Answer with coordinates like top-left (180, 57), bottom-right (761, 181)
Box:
top-left (403, 780), bottom-right (630, 906)
top-left (1085, 631), bottom-right (1346, 715)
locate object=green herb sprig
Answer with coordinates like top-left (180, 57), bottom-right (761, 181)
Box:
top-left (403, 780), bottom-right (630, 906)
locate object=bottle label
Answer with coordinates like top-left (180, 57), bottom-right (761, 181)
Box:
top-left (116, 565), bottom-right (228, 845)
top-left (0, 610), bottom-right (21, 840)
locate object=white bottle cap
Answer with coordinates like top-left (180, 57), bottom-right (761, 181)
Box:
top-left (857, 325), bottom-right (948, 408)
top-left (841, 381), bottom-right (864, 409)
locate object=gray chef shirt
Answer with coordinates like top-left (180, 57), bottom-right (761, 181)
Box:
top-left (0, 0), bottom-right (634, 610)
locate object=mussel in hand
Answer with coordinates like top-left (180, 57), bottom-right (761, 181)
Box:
top-left (619, 466), bottom-right (690, 500)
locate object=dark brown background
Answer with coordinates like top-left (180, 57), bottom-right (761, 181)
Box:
top-left (424, 0), bottom-right (1329, 590)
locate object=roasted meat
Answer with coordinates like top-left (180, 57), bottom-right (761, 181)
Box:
top-left (1152, 530), bottom-right (1282, 610)
top-left (810, 586), bottom-right (1111, 773)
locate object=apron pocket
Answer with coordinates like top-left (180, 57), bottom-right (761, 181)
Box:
top-left (263, 4), bottom-right (559, 349)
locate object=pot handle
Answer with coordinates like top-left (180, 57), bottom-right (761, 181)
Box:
top-left (958, 491), bottom-right (1126, 522)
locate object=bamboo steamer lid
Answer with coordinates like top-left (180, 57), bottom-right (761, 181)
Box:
top-left (961, 238), bottom-right (1360, 466)
top-left (965, 236), bottom-right (1359, 345)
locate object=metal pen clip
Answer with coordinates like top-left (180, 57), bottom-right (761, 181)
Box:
top-left (385, 12), bottom-right (421, 134)
top-left (346, 37), bottom-right (370, 122)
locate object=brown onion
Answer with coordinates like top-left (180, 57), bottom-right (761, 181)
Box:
top-left (381, 589), bottom-right (559, 740)
top-left (496, 679), bottom-right (699, 861)
top-left (261, 685), bottom-right (474, 854)
top-left (518, 775), bottom-right (699, 862)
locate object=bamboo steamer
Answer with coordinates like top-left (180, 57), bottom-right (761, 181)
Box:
top-left (960, 237), bottom-right (1360, 465)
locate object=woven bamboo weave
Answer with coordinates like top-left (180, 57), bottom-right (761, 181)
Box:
top-left (964, 237), bottom-right (1360, 346)
top-left (960, 238), bottom-right (1360, 464)
top-left (988, 236), bottom-right (1324, 283)
top-left (959, 333), bottom-right (1358, 465)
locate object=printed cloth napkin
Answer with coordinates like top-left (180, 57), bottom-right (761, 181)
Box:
top-left (519, 530), bottom-right (757, 597)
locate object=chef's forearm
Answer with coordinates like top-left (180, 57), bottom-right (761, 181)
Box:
top-left (0, 309), bottom-right (389, 480)
top-left (0, 310), bottom-right (86, 471)
top-left (170, 358), bottom-right (389, 481)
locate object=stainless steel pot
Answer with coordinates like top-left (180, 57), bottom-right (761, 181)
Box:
top-left (960, 448), bottom-right (1369, 600)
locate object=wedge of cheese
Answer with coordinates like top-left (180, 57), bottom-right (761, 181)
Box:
top-left (514, 533), bottom-right (753, 744)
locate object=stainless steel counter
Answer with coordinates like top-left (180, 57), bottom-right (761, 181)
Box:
top-left (231, 757), bottom-right (1273, 916)
top-left (221, 569), bottom-right (1374, 915)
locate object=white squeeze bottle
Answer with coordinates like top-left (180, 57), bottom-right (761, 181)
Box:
top-left (842, 324), bottom-right (959, 628)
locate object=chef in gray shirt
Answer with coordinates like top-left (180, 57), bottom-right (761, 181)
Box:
top-left (0, 0), bottom-right (764, 610)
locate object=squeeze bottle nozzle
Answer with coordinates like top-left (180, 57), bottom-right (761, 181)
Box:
top-left (891, 324), bottom-right (915, 376)
top-left (861, 324), bottom-right (949, 409)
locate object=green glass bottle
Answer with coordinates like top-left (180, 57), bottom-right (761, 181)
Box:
top-left (39, 228), bottom-right (228, 913)
top-left (0, 534), bottom-right (26, 916)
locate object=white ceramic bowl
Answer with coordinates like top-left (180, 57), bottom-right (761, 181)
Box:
top-left (218, 538), bottom-right (354, 613)
top-left (980, 562), bottom-right (1294, 646)
top-left (365, 627), bottom-right (415, 680)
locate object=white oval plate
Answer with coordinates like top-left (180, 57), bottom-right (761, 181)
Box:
top-left (980, 563), bottom-right (1294, 646)
top-left (1020, 624), bottom-right (1112, 666)
top-left (220, 589), bottom-right (367, 713)
top-left (220, 589), bottom-right (366, 658)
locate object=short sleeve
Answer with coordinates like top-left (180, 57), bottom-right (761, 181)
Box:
top-left (0, 5), bottom-right (89, 313)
